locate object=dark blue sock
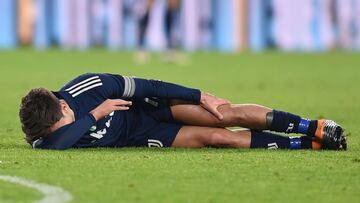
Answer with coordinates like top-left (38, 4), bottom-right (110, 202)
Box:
top-left (250, 130), bottom-right (312, 150)
top-left (267, 110), bottom-right (317, 136)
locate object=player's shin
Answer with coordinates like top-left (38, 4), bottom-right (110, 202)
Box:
top-left (250, 130), bottom-right (315, 150)
top-left (266, 110), bottom-right (317, 136)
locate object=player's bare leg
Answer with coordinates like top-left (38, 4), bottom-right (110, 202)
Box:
top-left (170, 100), bottom-right (347, 150)
top-left (170, 101), bottom-right (271, 129)
top-left (171, 126), bottom-right (251, 148)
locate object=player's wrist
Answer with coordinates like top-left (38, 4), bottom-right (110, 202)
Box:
top-left (90, 110), bottom-right (101, 121)
top-left (200, 91), bottom-right (207, 104)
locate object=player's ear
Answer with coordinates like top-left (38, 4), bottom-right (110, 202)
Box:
top-left (59, 100), bottom-right (69, 113)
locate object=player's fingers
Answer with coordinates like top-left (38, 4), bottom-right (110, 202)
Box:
top-left (224, 99), bottom-right (231, 104)
top-left (112, 99), bottom-right (132, 106)
top-left (212, 107), bottom-right (224, 120)
top-left (218, 101), bottom-right (231, 108)
top-left (218, 99), bottom-right (230, 105)
top-left (113, 106), bottom-right (130, 111)
top-left (118, 100), bottom-right (132, 105)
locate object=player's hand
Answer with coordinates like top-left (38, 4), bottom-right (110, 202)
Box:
top-left (90, 99), bottom-right (132, 121)
top-left (200, 92), bottom-right (230, 120)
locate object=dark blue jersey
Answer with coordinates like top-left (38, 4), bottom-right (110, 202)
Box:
top-left (32, 73), bottom-right (200, 150)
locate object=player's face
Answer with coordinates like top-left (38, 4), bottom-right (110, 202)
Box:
top-left (50, 100), bottom-right (75, 133)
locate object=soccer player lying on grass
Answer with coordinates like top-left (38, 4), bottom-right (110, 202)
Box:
top-left (19, 73), bottom-right (347, 150)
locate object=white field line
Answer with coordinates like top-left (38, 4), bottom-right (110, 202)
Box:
top-left (0, 175), bottom-right (72, 203)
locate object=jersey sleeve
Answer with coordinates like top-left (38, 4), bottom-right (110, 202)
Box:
top-left (33, 114), bottom-right (96, 150)
top-left (100, 74), bottom-right (201, 103)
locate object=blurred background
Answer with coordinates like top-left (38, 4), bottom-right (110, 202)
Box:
top-left (0, 0), bottom-right (360, 53)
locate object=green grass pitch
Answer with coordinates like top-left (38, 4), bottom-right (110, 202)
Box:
top-left (0, 50), bottom-right (359, 203)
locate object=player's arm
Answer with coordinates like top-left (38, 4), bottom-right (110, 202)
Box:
top-left (132, 79), bottom-right (230, 120)
top-left (120, 76), bottom-right (202, 103)
top-left (99, 74), bottom-right (200, 102)
top-left (33, 99), bottom-right (131, 150)
top-left (126, 77), bottom-right (230, 119)
top-left (33, 114), bottom-right (96, 150)
top-left (101, 74), bottom-right (229, 119)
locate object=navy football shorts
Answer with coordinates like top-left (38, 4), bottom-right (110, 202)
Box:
top-left (126, 97), bottom-right (183, 148)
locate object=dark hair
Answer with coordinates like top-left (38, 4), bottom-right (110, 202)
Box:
top-left (19, 88), bottom-right (63, 145)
